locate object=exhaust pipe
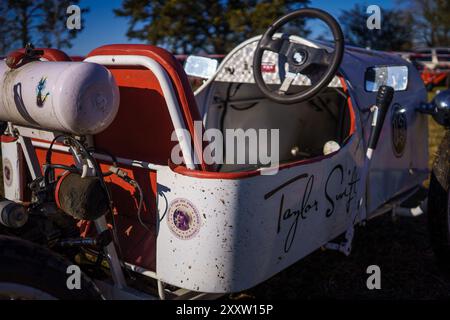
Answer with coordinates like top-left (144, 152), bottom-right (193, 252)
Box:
top-left (0, 198), bottom-right (28, 228)
top-left (394, 198), bottom-right (427, 218)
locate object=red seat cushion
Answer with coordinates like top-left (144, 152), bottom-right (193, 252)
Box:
top-left (87, 44), bottom-right (207, 170)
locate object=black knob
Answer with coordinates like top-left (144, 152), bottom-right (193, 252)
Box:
top-left (368, 86), bottom-right (395, 152)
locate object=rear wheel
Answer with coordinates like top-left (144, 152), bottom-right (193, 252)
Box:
top-left (428, 130), bottom-right (450, 271)
top-left (0, 236), bottom-right (102, 300)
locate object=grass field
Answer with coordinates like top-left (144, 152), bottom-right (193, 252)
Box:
top-left (0, 88), bottom-right (448, 299)
top-left (239, 87), bottom-right (450, 300)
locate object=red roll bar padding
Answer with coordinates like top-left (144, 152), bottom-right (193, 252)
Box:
top-left (6, 48), bottom-right (72, 68)
top-left (87, 44), bottom-right (210, 171)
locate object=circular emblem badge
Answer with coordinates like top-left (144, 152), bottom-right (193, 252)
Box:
top-left (292, 50), bottom-right (308, 66)
top-left (3, 158), bottom-right (13, 187)
top-left (167, 198), bottom-right (201, 240)
top-left (391, 103), bottom-right (407, 158)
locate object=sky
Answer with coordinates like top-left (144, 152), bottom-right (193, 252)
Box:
top-left (68, 0), bottom-right (398, 55)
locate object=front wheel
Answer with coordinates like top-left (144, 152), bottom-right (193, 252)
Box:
top-left (0, 236), bottom-right (102, 300)
top-left (428, 129), bottom-right (450, 271)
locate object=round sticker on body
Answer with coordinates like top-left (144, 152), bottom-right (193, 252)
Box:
top-left (167, 198), bottom-right (201, 240)
top-left (3, 158), bottom-right (13, 187)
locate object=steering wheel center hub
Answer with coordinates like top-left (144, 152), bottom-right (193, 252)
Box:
top-left (292, 50), bottom-right (308, 66)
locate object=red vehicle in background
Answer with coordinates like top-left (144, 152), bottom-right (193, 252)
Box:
top-left (409, 48), bottom-right (450, 91)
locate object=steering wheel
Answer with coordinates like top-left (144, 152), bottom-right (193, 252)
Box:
top-left (253, 8), bottom-right (344, 104)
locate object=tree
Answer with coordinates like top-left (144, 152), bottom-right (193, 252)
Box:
top-left (115, 0), bottom-right (310, 54)
top-left (0, 1), bottom-right (16, 55)
top-left (339, 4), bottom-right (413, 51)
top-left (404, 0), bottom-right (450, 47)
top-left (38, 0), bottom-right (89, 49)
top-left (0, 0), bottom-right (88, 55)
top-left (5, 0), bottom-right (40, 49)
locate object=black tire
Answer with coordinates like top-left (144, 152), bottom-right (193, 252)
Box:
top-left (446, 75), bottom-right (450, 89)
top-left (428, 129), bottom-right (450, 271)
top-left (0, 236), bottom-right (102, 300)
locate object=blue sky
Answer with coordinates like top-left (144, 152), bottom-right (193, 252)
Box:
top-left (69, 0), bottom-right (398, 55)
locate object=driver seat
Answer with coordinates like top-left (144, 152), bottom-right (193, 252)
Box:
top-left (81, 45), bottom-right (210, 271)
top-left (86, 44), bottom-right (207, 170)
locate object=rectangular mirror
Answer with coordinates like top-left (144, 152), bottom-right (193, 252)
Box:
top-left (184, 55), bottom-right (218, 79)
top-left (365, 66), bottom-right (408, 92)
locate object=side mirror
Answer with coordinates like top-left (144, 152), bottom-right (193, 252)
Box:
top-left (418, 90), bottom-right (450, 127)
top-left (184, 55), bottom-right (218, 79)
top-left (365, 66), bottom-right (408, 92)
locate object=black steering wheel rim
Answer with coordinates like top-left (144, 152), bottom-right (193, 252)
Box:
top-left (253, 8), bottom-right (345, 104)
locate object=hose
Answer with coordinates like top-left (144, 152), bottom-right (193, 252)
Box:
top-left (44, 135), bottom-right (124, 263)
top-left (108, 166), bottom-right (150, 231)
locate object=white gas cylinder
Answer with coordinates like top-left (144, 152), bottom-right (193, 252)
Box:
top-left (0, 60), bottom-right (119, 135)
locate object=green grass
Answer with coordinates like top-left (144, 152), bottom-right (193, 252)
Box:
top-left (424, 87), bottom-right (447, 190)
top-left (0, 87), bottom-right (448, 299)
top-left (427, 88), bottom-right (447, 171)
top-left (240, 87), bottom-right (450, 300)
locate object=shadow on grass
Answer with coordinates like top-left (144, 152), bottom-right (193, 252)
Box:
top-left (241, 87), bottom-right (450, 300)
top-left (0, 88), bottom-right (449, 299)
top-left (244, 213), bottom-right (450, 299)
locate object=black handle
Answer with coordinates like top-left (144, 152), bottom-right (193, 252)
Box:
top-left (367, 85), bottom-right (394, 151)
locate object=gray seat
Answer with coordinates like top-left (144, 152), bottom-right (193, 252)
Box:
top-left (211, 83), bottom-right (350, 172)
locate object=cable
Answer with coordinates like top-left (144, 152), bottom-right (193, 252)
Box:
top-left (216, 83), bottom-right (233, 172)
top-left (131, 180), bottom-right (149, 232)
top-left (86, 147), bottom-right (118, 177)
top-left (48, 136), bottom-right (113, 228)
top-left (53, 136), bottom-right (124, 265)
top-left (44, 134), bottom-right (67, 185)
top-left (108, 166), bottom-right (150, 231)
top-left (42, 134), bottom-right (130, 279)
top-left (48, 164), bottom-right (80, 173)
top-left (228, 102), bottom-right (258, 111)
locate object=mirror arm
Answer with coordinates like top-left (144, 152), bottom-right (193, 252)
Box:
top-left (416, 89), bottom-right (450, 128)
top-left (416, 102), bottom-right (436, 115)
